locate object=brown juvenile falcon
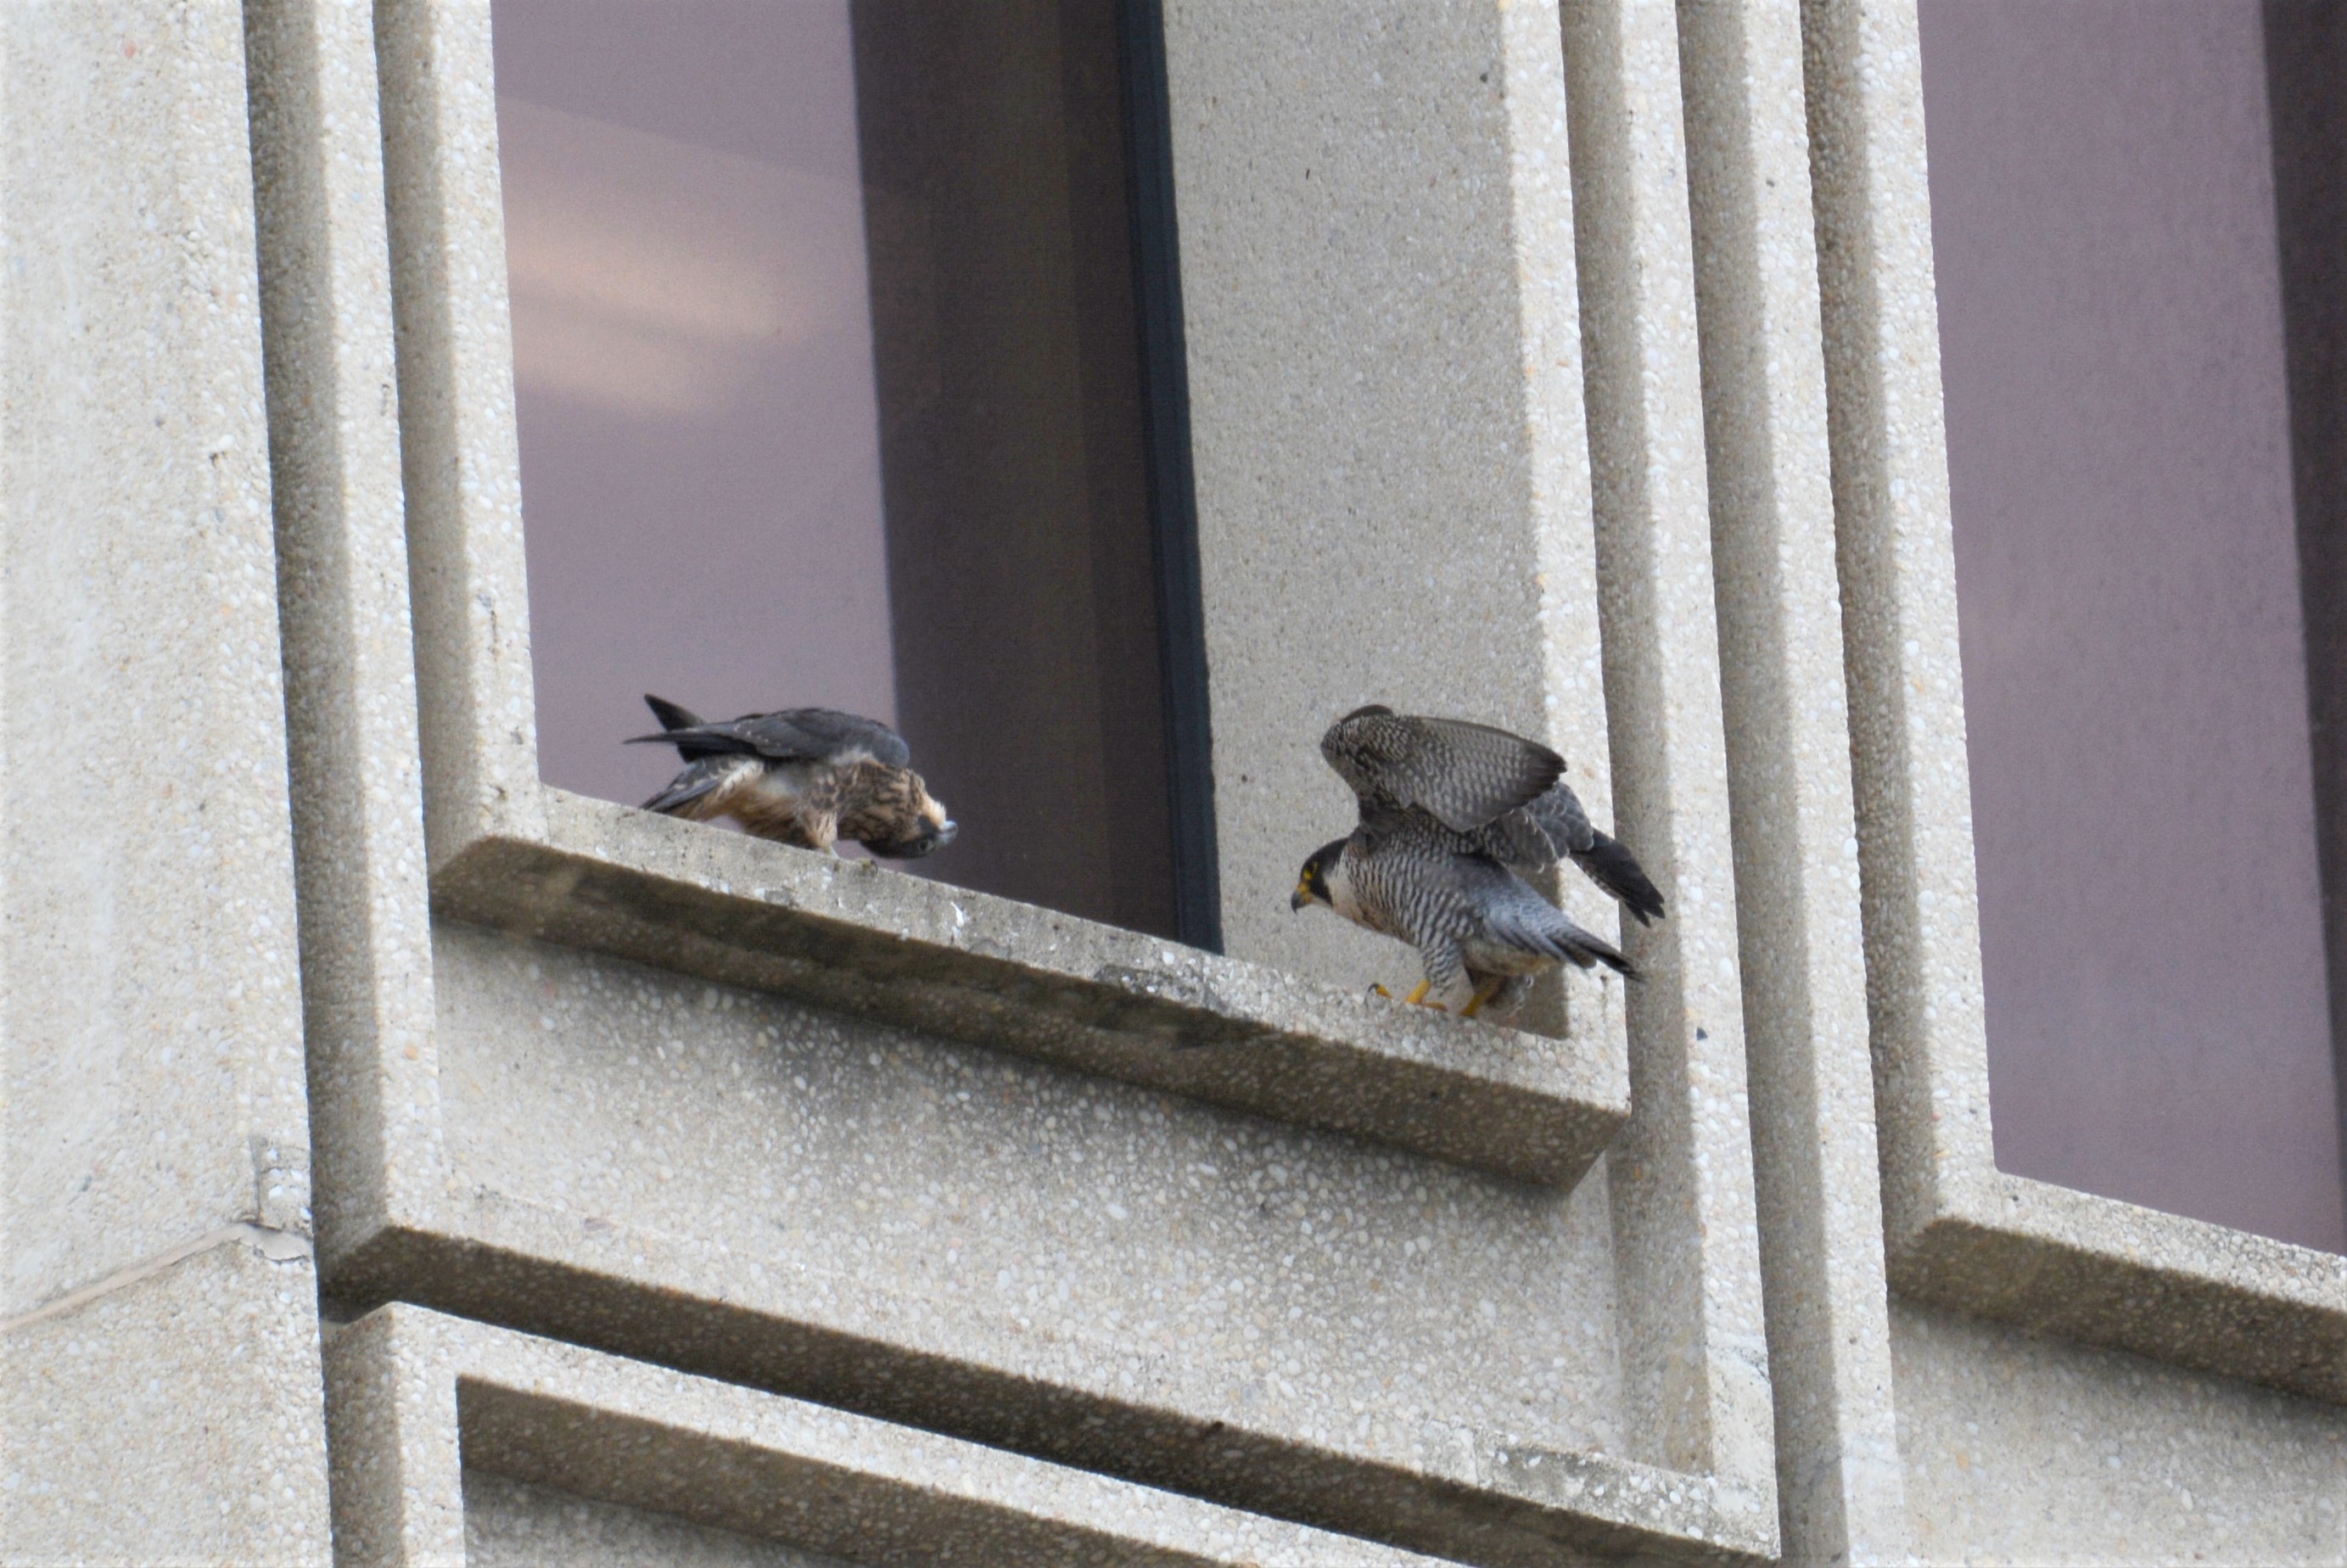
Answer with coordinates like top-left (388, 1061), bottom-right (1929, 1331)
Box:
top-left (628, 695), bottom-right (956, 859)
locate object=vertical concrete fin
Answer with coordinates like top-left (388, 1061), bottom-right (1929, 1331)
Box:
top-left (245, 0), bottom-right (448, 1269)
top-left (1559, 0), bottom-right (1776, 1510)
top-left (372, 0), bottom-right (545, 868)
top-left (1798, 0), bottom-right (1994, 1249)
top-left (1675, 0), bottom-right (1912, 1560)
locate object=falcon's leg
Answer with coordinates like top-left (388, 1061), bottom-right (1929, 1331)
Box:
top-left (1459, 975), bottom-right (1505, 1020)
top-left (1414, 941), bottom-right (1466, 1011)
top-left (1402, 980), bottom-right (1431, 1005)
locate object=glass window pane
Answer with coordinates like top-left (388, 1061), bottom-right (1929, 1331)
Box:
top-left (494, 0), bottom-right (1199, 940)
top-left (1919, 0), bottom-right (2344, 1251)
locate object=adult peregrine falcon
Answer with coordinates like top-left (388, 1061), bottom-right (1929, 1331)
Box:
top-left (628, 695), bottom-right (956, 859)
top-left (1320, 705), bottom-right (1664, 923)
top-left (1292, 705), bottom-right (1662, 1016)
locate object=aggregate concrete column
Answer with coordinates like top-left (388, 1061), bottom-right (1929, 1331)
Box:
top-left (244, 0), bottom-right (445, 1277)
top-left (1796, 0), bottom-right (1993, 1263)
top-left (1558, 0), bottom-right (1776, 1490)
top-left (0, 3), bottom-right (331, 1562)
top-left (1674, 1), bottom-right (1910, 1560)
top-left (1160, 0), bottom-right (1615, 1003)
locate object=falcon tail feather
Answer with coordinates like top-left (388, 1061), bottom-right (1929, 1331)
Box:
top-left (643, 693), bottom-right (706, 732)
top-left (629, 695), bottom-right (751, 761)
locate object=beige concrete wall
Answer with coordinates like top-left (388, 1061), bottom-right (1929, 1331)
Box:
top-left (0, 3), bottom-right (329, 1562)
top-left (3, 2), bottom-right (2344, 1565)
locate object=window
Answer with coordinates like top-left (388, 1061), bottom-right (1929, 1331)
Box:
top-left (492, 0), bottom-right (1215, 945)
top-left (1919, 0), bottom-right (2344, 1251)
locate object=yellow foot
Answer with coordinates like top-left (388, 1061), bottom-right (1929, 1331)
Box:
top-left (1369, 983), bottom-right (1392, 999)
top-left (1403, 980), bottom-right (1434, 1006)
top-left (1459, 977), bottom-right (1504, 1020)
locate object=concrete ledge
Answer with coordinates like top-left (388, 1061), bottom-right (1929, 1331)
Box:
top-left (427, 788), bottom-right (1631, 1190)
top-left (323, 1297), bottom-right (1775, 1566)
top-left (1889, 1175), bottom-right (2347, 1403)
top-left (325, 1303), bottom-right (1454, 1566)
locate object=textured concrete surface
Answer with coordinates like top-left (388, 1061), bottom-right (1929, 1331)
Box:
top-left (3, 0), bottom-right (309, 1325)
top-left (0, 3), bottom-right (329, 1561)
top-left (424, 923), bottom-right (1622, 1453)
top-left (374, 0), bottom-right (1632, 1189)
top-left (375, 0), bottom-right (543, 871)
top-left (1677, 0), bottom-right (1908, 1560)
top-left (201, 1), bottom-right (2347, 1565)
top-left (1160, 0), bottom-right (1618, 1023)
top-left (465, 1473), bottom-right (849, 1568)
top-left (1556, 0), bottom-right (1777, 1535)
top-left (319, 0), bottom-right (1777, 1558)
top-left (1891, 1301), bottom-right (2347, 1565)
top-left (324, 921), bottom-right (1771, 1562)
top-left (434, 788), bottom-right (1629, 1189)
top-left (247, 0), bottom-right (447, 1267)
top-left (331, 1305), bottom-right (1465, 1567)
top-left (6, 1244), bottom-right (328, 1566)
top-left (1802, 0), bottom-right (2347, 1402)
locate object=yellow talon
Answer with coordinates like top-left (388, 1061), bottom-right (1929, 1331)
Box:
top-left (1403, 980), bottom-right (1433, 1006)
top-left (1369, 983), bottom-right (1392, 999)
top-left (1459, 977), bottom-right (1503, 1020)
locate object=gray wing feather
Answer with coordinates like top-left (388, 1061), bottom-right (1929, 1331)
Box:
top-left (630, 706), bottom-right (911, 770)
top-left (1467, 781), bottom-right (1666, 925)
top-left (1321, 707), bottom-right (1564, 832)
top-left (1469, 778), bottom-right (1598, 870)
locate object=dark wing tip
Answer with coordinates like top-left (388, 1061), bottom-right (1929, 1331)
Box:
top-left (641, 770), bottom-right (725, 815)
top-left (1575, 832), bottom-right (1666, 924)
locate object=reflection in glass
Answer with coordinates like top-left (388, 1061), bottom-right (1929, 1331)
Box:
top-left (494, 1), bottom-right (1202, 941)
top-left (1920, 0), bottom-right (2344, 1250)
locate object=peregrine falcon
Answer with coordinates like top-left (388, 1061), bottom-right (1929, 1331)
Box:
top-left (1320, 705), bottom-right (1664, 924)
top-left (1292, 705), bottom-right (1663, 1016)
top-left (1291, 814), bottom-right (1632, 1017)
top-left (628, 695), bottom-right (956, 859)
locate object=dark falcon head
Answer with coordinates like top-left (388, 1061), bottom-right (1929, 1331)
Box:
top-left (1290, 839), bottom-right (1347, 911)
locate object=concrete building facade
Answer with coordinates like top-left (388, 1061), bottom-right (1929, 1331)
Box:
top-left (3, 2), bottom-right (2344, 1565)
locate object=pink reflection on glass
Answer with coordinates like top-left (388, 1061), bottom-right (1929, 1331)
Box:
top-left (1921, 0), bottom-right (2344, 1250)
top-left (493, 0), bottom-right (896, 815)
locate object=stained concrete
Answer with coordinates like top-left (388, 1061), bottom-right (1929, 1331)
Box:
top-left (465, 1472), bottom-right (850, 1568)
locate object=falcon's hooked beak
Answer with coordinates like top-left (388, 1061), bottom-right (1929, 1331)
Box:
top-left (1291, 839), bottom-right (1344, 912)
top-left (871, 818), bottom-right (957, 860)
